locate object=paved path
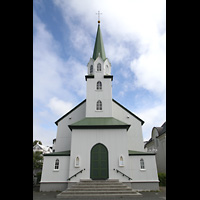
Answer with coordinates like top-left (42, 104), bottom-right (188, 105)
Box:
top-left (33, 187), bottom-right (166, 200)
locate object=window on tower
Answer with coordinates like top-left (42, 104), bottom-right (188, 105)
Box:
top-left (96, 100), bottom-right (102, 110)
top-left (97, 81), bottom-right (102, 90)
top-left (97, 63), bottom-right (101, 71)
top-left (90, 65), bottom-right (93, 74)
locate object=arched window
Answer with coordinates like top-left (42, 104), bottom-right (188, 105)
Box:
top-left (90, 65), bottom-right (93, 74)
top-left (75, 156), bottom-right (80, 167)
top-left (140, 158), bottom-right (145, 169)
top-left (55, 159), bottom-right (59, 169)
top-left (96, 100), bottom-right (102, 110)
top-left (97, 81), bottom-right (102, 90)
top-left (119, 155), bottom-right (124, 167)
top-left (97, 63), bottom-right (101, 71)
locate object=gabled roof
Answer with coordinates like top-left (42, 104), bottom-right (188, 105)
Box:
top-left (55, 99), bottom-right (86, 125)
top-left (128, 150), bottom-right (155, 156)
top-left (153, 122), bottom-right (166, 137)
top-left (68, 117), bottom-right (130, 131)
top-left (112, 99), bottom-right (144, 125)
top-left (33, 143), bottom-right (52, 153)
top-left (144, 122), bottom-right (166, 148)
top-left (92, 24), bottom-right (106, 61)
top-left (55, 99), bottom-right (144, 126)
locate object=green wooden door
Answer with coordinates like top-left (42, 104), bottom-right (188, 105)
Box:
top-left (90, 143), bottom-right (109, 180)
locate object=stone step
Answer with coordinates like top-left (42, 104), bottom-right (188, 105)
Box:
top-left (67, 187), bottom-right (132, 191)
top-left (60, 191), bottom-right (137, 195)
top-left (80, 179), bottom-right (119, 182)
top-left (57, 179), bottom-right (141, 198)
top-left (72, 184), bottom-right (129, 189)
top-left (57, 193), bottom-right (142, 198)
top-left (78, 181), bottom-right (121, 185)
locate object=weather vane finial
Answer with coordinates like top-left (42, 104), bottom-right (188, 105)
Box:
top-left (96, 11), bottom-right (102, 24)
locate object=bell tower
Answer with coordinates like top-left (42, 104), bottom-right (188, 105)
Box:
top-left (85, 20), bottom-right (113, 117)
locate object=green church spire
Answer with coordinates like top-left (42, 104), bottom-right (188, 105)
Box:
top-left (92, 24), bottom-right (106, 61)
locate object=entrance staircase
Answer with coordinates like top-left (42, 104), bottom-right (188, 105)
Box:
top-left (57, 179), bottom-right (141, 198)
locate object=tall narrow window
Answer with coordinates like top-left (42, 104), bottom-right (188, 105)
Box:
top-left (90, 65), bottom-right (93, 74)
top-left (140, 158), bottom-right (145, 169)
top-left (75, 156), bottom-right (80, 167)
top-left (97, 63), bottom-right (101, 71)
top-left (97, 81), bottom-right (102, 90)
top-left (96, 100), bottom-right (102, 110)
top-left (55, 159), bottom-right (59, 169)
top-left (119, 155), bottom-right (124, 167)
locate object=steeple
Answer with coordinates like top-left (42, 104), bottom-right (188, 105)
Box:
top-left (85, 20), bottom-right (112, 118)
top-left (92, 24), bottom-right (106, 61)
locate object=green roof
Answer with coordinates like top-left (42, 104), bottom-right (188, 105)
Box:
top-left (43, 151), bottom-right (70, 156)
top-left (69, 117), bottom-right (130, 131)
top-left (92, 24), bottom-right (106, 61)
top-left (128, 150), bottom-right (155, 156)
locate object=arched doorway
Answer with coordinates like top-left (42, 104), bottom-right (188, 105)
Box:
top-left (90, 143), bottom-right (109, 180)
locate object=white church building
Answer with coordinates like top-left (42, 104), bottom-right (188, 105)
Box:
top-left (40, 21), bottom-right (159, 192)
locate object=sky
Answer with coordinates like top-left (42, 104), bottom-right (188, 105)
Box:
top-left (33, 0), bottom-right (166, 146)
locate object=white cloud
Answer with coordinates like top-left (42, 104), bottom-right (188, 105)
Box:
top-left (33, 11), bottom-right (87, 145)
top-left (105, 42), bottom-right (130, 64)
top-left (135, 102), bottom-right (166, 141)
top-left (130, 32), bottom-right (166, 95)
top-left (47, 97), bottom-right (74, 117)
top-left (53, 0), bottom-right (166, 95)
top-left (33, 12), bottom-right (65, 104)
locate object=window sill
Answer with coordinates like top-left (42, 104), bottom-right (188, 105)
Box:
top-left (140, 169), bottom-right (146, 172)
top-left (95, 89), bottom-right (103, 91)
top-left (95, 110), bottom-right (103, 112)
top-left (53, 169), bottom-right (59, 172)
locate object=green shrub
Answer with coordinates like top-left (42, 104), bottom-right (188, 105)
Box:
top-left (36, 171), bottom-right (42, 184)
top-left (158, 173), bottom-right (166, 186)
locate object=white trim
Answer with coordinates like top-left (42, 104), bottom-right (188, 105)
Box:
top-left (53, 169), bottom-right (59, 172)
top-left (140, 169), bottom-right (146, 172)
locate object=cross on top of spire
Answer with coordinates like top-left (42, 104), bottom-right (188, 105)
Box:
top-left (96, 11), bottom-right (102, 24)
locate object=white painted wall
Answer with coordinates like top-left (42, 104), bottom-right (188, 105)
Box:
top-left (68, 128), bottom-right (129, 182)
top-left (128, 156), bottom-right (158, 181)
top-left (66, 127), bottom-right (158, 183)
top-left (112, 101), bottom-right (145, 152)
top-left (55, 102), bottom-right (86, 152)
top-left (40, 156), bottom-right (70, 182)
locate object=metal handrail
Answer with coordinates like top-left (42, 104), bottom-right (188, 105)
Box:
top-left (113, 168), bottom-right (132, 180)
top-left (67, 168), bottom-right (85, 181)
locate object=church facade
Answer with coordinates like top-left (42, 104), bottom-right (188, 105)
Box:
top-left (40, 22), bottom-right (159, 192)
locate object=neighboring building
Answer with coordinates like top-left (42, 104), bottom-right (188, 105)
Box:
top-left (33, 142), bottom-right (52, 154)
top-left (40, 21), bottom-right (159, 192)
top-left (33, 142), bottom-right (52, 179)
top-left (52, 138), bottom-right (56, 152)
top-left (144, 122), bottom-right (166, 173)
